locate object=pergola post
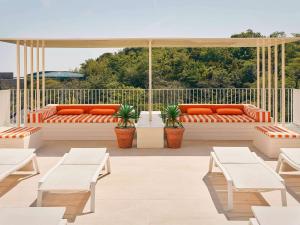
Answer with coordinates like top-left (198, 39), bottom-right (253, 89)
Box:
top-left (30, 41), bottom-right (34, 124)
top-left (24, 41), bottom-right (28, 126)
top-left (36, 40), bottom-right (40, 109)
top-left (42, 40), bottom-right (45, 108)
top-left (281, 42), bottom-right (286, 125)
top-left (262, 42), bottom-right (266, 110)
top-left (16, 40), bottom-right (20, 127)
top-left (148, 40), bottom-right (152, 121)
top-left (274, 42), bottom-right (278, 124)
top-left (267, 44), bottom-right (272, 112)
top-left (256, 45), bottom-right (260, 108)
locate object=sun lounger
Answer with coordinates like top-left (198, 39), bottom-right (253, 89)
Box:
top-left (276, 148), bottom-right (300, 173)
top-left (37, 148), bottom-right (110, 212)
top-left (208, 147), bottom-right (287, 210)
top-left (0, 207), bottom-right (66, 225)
top-left (249, 206), bottom-right (300, 225)
top-left (0, 148), bottom-right (39, 182)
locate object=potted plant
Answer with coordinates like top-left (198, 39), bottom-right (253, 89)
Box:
top-left (161, 104), bottom-right (185, 148)
top-left (114, 104), bottom-right (139, 148)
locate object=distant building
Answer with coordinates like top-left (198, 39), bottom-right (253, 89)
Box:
top-left (0, 72), bottom-right (23, 90)
top-left (33, 71), bottom-right (84, 80)
top-left (0, 71), bottom-right (84, 90)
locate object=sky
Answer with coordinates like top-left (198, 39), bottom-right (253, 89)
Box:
top-left (0, 0), bottom-right (299, 76)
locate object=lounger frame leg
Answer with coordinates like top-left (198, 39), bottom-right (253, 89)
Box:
top-left (90, 183), bottom-right (96, 213)
top-left (227, 181), bottom-right (233, 211)
top-left (106, 156), bottom-right (111, 174)
top-left (208, 154), bottom-right (214, 173)
top-left (281, 189), bottom-right (287, 206)
top-left (276, 156), bottom-right (283, 173)
top-left (37, 190), bottom-right (43, 207)
top-left (33, 156), bottom-right (40, 174)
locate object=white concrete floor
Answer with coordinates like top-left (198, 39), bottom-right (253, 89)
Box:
top-left (0, 140), bottom-right (300, 225)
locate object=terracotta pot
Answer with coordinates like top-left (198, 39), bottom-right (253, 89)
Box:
top-left (115, 127), bottom-right (135, 148)
top-left (165, 127), bottom-right (185, 149)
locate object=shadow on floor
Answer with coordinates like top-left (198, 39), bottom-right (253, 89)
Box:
top-left (281, 174), bottom-right (300, 203)
top-left (31, 192), bottom-right (90, 223)
top-left (203, 173), bottom-right (269, 221)
top-left (37, 140), bottom-right (257, 157)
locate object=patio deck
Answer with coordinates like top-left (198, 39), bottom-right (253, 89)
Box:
top-left (0, 140), bottom-right (300, 225)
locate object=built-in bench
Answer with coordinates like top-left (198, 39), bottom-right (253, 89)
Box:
top-left (179, 104), bottom-right (272, 140)
top-left (0, 127), bottom-right (43, 148)
top-left (254, 125), bottom-right (300, 158)
top-left (28, 104), bottom-right (120, 140)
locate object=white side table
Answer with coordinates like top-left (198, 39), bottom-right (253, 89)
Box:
top-left (136, 111), bottom-right (164, 148)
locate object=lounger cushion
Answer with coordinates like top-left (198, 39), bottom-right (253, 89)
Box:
top-left (252, 206), bottom-right (300, 225)
top-left (0, 127), bottom-right (41, 139)
top-left (39, 165), bottom-right (100, 191)
top-left (0, 149), bottom-right (35, 165)
top-left (255, 126), bottom-right (300, 139)
top-left (62, 148), bottom-right (107, 165)
top-left (216, 114), bottom-right (255, 123)
top-left (223, 164), bottom-right (284, 189)
top-left (216, 108), bottom-right (243, 115)
top-left (187, 108), bottom-right (213, 115)
top-left (44, 114), bottom-right (118, 123)
top-left (180, 114), bottom-right (219, 123)
top-left (213, 147), bottom-right (258, 164)
top-left (281, 148), bottom-right (300, 165)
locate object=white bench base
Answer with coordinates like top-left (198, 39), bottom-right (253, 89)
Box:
top-left (37, 123), bottom-right (117, 140)
top-left (0, 130), bottom-right (43, 149)
top-left (183, 123), bottom-right (271, 141)
top-left (253, 130), bottom-right (300, 158)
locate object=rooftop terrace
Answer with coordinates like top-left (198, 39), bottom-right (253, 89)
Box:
top-left (0, 138), bottom-right (299, 225)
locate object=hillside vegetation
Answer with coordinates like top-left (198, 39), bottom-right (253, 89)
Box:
top-left (46, 30), bottom-right (300, 90)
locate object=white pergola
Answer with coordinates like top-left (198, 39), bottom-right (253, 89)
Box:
top-left (1, 37), bottom-right (299, 125)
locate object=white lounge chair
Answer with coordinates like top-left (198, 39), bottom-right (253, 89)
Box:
top-left (0, 148), bottom-right (39, 182)
top-left (37, 148), bottom-right (111, 213)
top-left (276, 148), bottom-right (300, 173)
top-left (0, 207), bottom-right (66, 225)
top-left (208, 147), bottom-right (287, 210)
top-left (249, 206), bottom-right (300, 225)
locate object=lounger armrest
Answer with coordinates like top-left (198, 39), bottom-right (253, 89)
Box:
top-left (38, 154), bottom-right (67, 187)
top-left (211, 152), bottom-right (233, 183)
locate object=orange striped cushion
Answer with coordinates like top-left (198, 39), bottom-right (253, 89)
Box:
top-left (0, 127), bottom-right (41, 138)
top-left (89, 109), bottom-right (115, 115)
top-left (44, 114), bottom-right (118, 123)
top-left (216, 114), bottom-right (255, 123)
top-left (255, 126), bottom-right (300, 138)
top-left (57, 109), bottom-right (84, 115)
top-left (244, 104), bottom-right (271, 122)
top-left (216, 108), bottom-right (243, 115)
top-left (180, 114), bottom-right (219, 123)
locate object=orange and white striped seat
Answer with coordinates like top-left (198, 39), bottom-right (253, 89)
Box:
top-left (180, 114), bottom-right (219, 123)
top-left (216, 114), bottom-right (255, 123)
top-left (0, 127), bottom-right (42, 139)
top-left (255, 126), bottom-right (300, 139)
top-left (180, 114), bottom-right (255, 123)
top-left (44, 114), bottom-right (118, 123)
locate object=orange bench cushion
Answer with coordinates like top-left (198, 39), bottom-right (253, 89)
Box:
top-left (255, 126), bottom-right (300, 138)
top-left (0, 127), bottom-right (41, 138)
top-left (56, 104), bottom-right (120, 114)
top-left (187, 108), bottom-right (213, 115)
top-left (216, 108), bottom-right (243, 115)
top-left (57, 109), bottom-right (84, 115)
top-left (44, 114), bottom-right (118, 123)
top-left (179, 104), bottom-right (244, 114)
top-left (89, 108), bottom-right (116, 115)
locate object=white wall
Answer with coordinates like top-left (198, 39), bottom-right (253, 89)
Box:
top-left (294, 89), bottom-right (300, 125)
top-left (0, 90), bottom-right (10, 126)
